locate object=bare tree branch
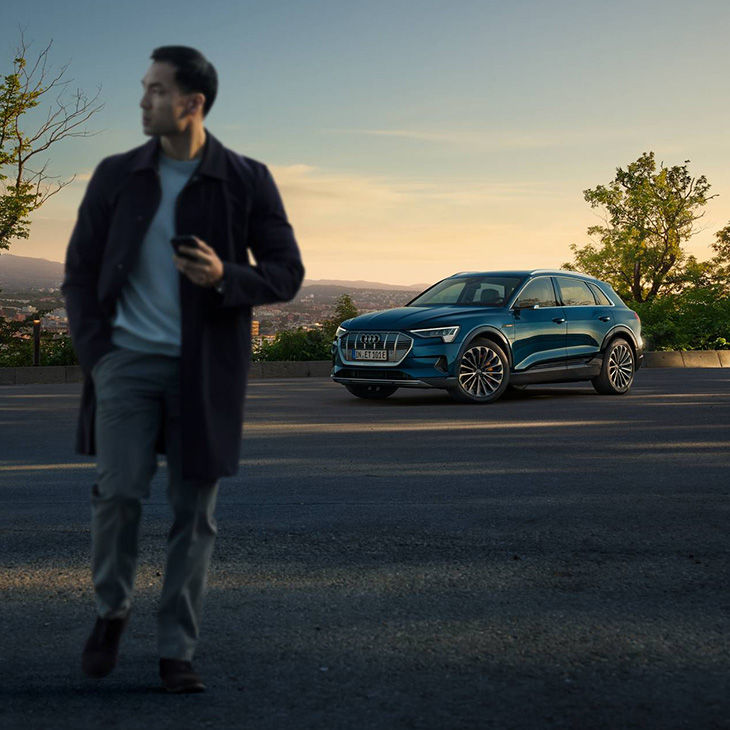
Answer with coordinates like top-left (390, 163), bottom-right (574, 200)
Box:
top-left (0, 29), bottom-right (104, 251)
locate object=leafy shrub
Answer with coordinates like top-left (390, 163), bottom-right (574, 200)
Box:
top-left (0, 323), bottom-right (79, 366)
top-left (253, 328), bottom-right (331, 361)
top-left (633, 287), bottom-right (730, 350)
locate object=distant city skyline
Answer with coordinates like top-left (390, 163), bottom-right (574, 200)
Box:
top-left (2, 0), bottom-right (729, 286)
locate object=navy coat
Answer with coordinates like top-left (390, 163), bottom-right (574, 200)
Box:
top-left (62, 131), bottom-right (304, 481)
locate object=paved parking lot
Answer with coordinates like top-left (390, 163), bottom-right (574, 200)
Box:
top-left (1, 369), bottom-right (729, 729)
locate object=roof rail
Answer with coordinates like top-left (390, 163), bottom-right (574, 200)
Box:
top-left (530, 268), bottom-right (598, 279)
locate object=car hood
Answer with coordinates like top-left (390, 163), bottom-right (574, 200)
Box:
top-left (343, 306), bottom-right (502, 330)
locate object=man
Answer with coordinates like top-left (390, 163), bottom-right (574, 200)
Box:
top-left (62, 46), bottom-right (304, 693)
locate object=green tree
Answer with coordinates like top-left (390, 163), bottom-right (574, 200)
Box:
top-left (1, 32), bottom-right (103, 251)
top-left (321, 293), bottom-right (359, 341)
top-left (564, 152), bottom-right (717, 302)
top-left (681, 224), bottom-right (730, 293)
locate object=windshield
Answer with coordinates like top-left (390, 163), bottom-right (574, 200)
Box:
top-left (407, 276), bottom-right (524, 307)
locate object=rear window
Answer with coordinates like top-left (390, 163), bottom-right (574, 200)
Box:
top-left (587, 282), bottom-right (613, 305)
top-left (556, 277), bottom-right (595, 306)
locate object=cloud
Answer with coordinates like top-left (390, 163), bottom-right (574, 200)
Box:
top-left (333, 127), bottom-right (639, 150)
top-left (269, 163), bottom-right (562, 214)
top-left (269, 164), bottom-right (409, 209)
top-left (264, 162), bottom-right (591, 283)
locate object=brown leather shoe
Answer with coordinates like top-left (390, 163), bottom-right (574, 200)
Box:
top-left (81, 612), bottom-right (130, 678)
top-left (159, 658), bottom-right (206, 693)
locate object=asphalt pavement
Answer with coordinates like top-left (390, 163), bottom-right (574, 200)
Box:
top-left (1, 369), bottom-right (729, 729)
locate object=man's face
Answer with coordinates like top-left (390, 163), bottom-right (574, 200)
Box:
top-left (140, 61), bottom-right (196, 136)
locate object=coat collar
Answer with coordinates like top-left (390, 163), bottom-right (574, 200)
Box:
top-left (131, 129), bottom-right (228, 180)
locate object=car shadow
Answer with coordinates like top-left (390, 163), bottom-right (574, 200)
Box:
top-left (341, 385), bottom-right (598, 407)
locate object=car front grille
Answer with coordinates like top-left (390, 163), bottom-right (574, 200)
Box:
top-left (338, 331), bottom-right (413, 365)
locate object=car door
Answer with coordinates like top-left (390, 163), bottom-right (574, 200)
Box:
top-left (554, 276), bottom-right (614, 362)
top-left (510, 276), bottom-right (567, 371)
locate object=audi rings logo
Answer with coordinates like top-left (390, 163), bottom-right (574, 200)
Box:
top-left (359, 334), bottom-right (381, 345)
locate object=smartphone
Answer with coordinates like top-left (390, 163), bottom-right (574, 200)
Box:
top-left (170, 235), bottom-right (199, 261)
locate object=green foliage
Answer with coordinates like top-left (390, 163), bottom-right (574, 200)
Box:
top-left (563, 151), bottom-right (730, 350)
top-left (0, 316), bottom-right (79, 366)
top-left (565, 152), bottom-right (718, 302)
top-left (1, 36), bottom-right (103, 251)
top-left (320, 294), bottom-right (359, 341)
top-left (0, 57), bottom-right (40, 249)
top-left (634, 287), bottom-right (730, 351)
top-left (38, 333), bottom-right (78, 365)
top-left (252, 327), bottom-right (331, 361)
top-left (681, 225), bottom-right (730, 292)
top-left (1, 54), bottom-right (44, 249)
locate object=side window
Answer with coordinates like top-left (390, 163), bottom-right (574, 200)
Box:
top-left (588, 282), bottom-right (612, 306)
top-left (514, 278), bottom-right (557, 308)
top-left (556, 277), bottom-right (595, 306)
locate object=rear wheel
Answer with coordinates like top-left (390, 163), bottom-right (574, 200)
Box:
top-left (448, 339), bottom-right (509, 403)
top-left (592, 338), bottom-right (635, 394)
top-left (345, 383), bottom-right (398, 399)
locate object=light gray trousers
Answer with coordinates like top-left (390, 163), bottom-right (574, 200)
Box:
top-left (91, 347), bottom-right (219, 662)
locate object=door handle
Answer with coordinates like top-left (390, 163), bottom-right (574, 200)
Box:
top-left (599, 316), bottom-right (611, 322)
top-left (552, 317), bottom-right (566, 324)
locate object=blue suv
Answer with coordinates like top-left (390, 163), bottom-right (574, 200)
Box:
top-left (331, 270), bottom-right (643, 403)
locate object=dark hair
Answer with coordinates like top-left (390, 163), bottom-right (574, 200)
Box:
top-left (150, 46), bottom-right (218, 116)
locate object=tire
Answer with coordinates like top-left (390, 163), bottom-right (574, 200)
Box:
top-left (345, 383), bottom-right (398, 399)
top-left (592, 338), bottom-right (635, 395)
top-left (448, 339), bottom-right (510, 403)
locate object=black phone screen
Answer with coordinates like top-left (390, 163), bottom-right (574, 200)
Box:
top-left (170, 235), bottom-right (198, 261)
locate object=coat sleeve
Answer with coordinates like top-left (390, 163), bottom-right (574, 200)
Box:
top-left (217, 164), bottom-right (304, 307)
top-left (61, 159), bottom-right (114, 374)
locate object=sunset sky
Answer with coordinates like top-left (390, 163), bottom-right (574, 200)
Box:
top-left (1, 0), bottom-right (729, 286)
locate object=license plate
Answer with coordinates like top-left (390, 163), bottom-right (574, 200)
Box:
top-left (353, 349), bottom-right (387, 361)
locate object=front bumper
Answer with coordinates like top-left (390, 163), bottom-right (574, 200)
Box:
top-left (331, 331), bottom-right (460, 390)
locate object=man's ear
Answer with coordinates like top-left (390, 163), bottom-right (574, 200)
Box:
top-left (189, 94), bottom-right (205, 114)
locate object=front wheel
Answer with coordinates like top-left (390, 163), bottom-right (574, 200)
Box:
top-left (345, 383), bottom-right (398, 399)
top-left (592, 338), bottom-right (635, 394)
top-left (448, 339), bottom-right (509, 403)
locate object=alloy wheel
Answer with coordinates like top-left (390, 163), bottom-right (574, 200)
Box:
top-left (608, 343), bottom-right (634, 390)
top-left (458, 345), bottom-right (505, 398)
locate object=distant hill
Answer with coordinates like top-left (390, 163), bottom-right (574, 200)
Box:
top-left (302, 278), bottom-right (425, 291)
top-left (0, 254), bottom-right (427, 292)
top-left (0, 254), bottom-right (65, 290)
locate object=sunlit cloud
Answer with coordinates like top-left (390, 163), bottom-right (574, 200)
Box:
top-left (270, 163), bottom-right (564, 209)
top-left (266, 162), bottom-right (588, 281)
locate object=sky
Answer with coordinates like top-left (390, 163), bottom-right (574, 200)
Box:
top-left (1, 0), bottom-right (729, 286)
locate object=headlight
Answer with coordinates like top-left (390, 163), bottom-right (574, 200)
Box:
top-left (409, 326), bottom-right (460, 343)
top-left (335, 325), bottom-right (348, 338)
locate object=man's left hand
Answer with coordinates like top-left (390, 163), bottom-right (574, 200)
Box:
top-left (173, 236), bottom-right (224, 288)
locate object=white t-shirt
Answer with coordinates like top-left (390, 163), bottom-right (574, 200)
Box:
top-left (111, 153), bottom-right (198, 357)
